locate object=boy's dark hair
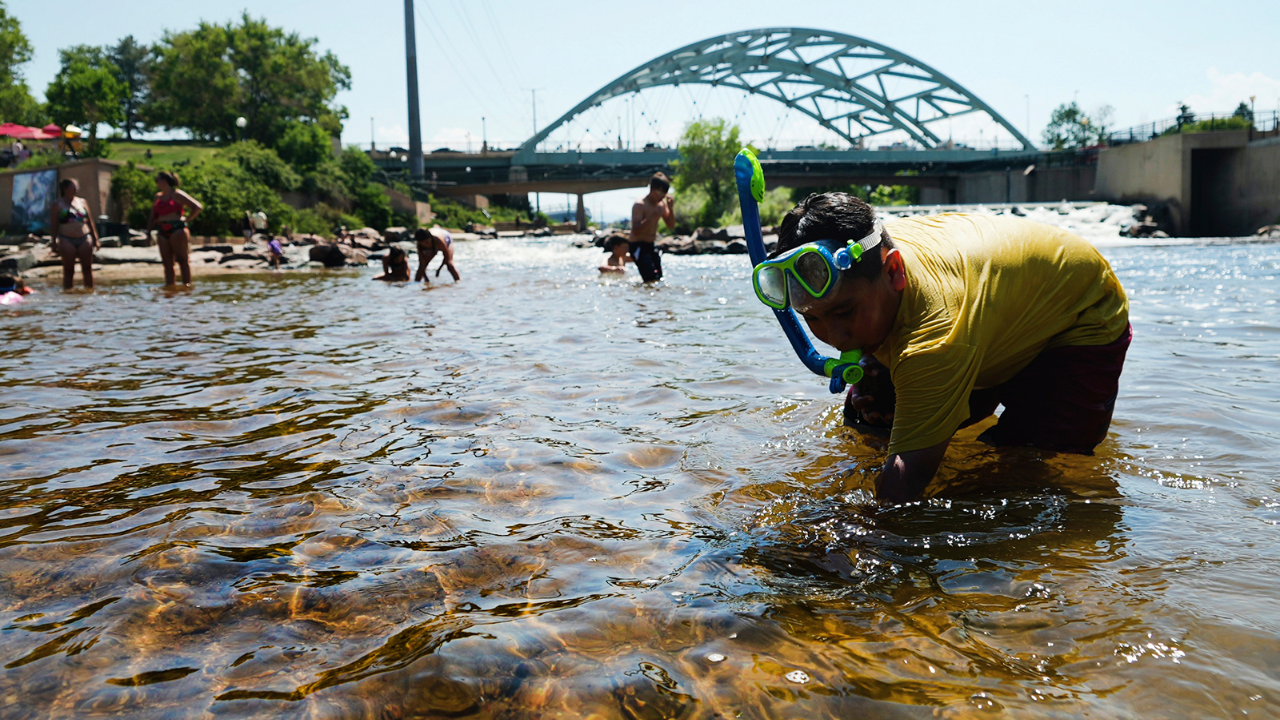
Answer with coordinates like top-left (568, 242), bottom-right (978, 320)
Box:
top-left (649, 172), bottom-right (670, 193)
top-left (0, 273), bottom-right (18, 289)
top-left (387, 247), bottom-right (407, 263)
top-left (413, 228), bottom-right (430, 243)
top-left (775, 192), bottom-right (893, 283)
top-left (156, 171), bottom-right (180, 188)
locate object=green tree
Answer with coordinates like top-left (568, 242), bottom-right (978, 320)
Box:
top-left (147, 14), bottom-right (350, 145)
top-left (1232, 101), bottom-right (1254, 122)
top-left (672, 118), bottom-right (752, 227)
top-left (45, 46), bottom-right (126, 147)
top-left (0, 2), bottom-right (42, 124)
top-left (109, 36), bottom-right (151, 140)
top-left (1041, 102), bottom-right (1094, 150)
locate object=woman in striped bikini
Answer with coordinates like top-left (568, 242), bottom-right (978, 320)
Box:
top-left (48, 178), bottom-right (100, 290)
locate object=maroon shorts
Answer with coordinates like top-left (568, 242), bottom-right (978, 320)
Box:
top-left (961, 324), bottom-right (1132, 454)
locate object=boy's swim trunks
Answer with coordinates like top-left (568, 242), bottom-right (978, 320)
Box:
top-left (962, 323), bottom-right (1132, 454)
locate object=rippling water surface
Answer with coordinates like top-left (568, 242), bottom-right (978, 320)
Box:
top-left (1, 237), bottom-right (1278, 718)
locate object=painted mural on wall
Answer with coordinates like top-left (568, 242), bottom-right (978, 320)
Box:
top-left (11, 169), bottom-right (57, 233)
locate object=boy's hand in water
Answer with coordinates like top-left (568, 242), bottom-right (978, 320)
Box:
top-left (845, 355), bottom-right (895, 428)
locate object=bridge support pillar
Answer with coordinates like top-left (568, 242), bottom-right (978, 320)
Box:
top-left (576, 193), bottom-right (587, 231)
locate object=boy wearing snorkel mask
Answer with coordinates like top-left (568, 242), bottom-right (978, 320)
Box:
top-left (765, 192), bottom-right (1130, 503)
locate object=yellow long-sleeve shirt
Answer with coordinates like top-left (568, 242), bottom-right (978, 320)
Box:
top-left (872, 214), bottom-right (1129, 455)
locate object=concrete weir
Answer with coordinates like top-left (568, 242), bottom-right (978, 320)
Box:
top-left (1095, 130), bottom-right (1280, 237)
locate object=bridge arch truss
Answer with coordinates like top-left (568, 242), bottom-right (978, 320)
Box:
top-left (517, 28), bottom-right (1033, 159)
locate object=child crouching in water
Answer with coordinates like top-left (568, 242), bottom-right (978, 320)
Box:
top-left (766, 192), bottom-right (1130, 503)
top-left (599, 235), bottom-right (632, 274)
top-left (373, 247), bottom-right (410, 282)
top-left (0, 273), bottom-right (33, 305)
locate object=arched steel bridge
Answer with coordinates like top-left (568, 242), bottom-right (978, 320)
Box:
top-left (513, 27), bottom-right (1033, 162)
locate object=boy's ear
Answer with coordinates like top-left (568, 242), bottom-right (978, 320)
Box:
top-left (883, 247), bottom-right (906, 291)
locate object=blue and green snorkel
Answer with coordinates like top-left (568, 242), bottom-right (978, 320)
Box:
top-left (734, 148), bottom-right (864, 394)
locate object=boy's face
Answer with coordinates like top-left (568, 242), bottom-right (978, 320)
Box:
top-left (797, 247), bottom-right (904, 355)
top-left (614, 242), bottom-right (629, 256)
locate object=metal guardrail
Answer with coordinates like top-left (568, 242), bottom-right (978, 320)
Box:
top-left (1105, 110), bottom-right (1280, 146)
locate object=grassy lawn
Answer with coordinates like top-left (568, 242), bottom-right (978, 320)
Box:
top-left (108, 141), bottom-right (222, 167)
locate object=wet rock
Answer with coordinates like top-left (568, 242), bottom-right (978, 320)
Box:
top-left (199, 244), bottom-right (234, 254)
top-left (218, 252), bottom-right (265, 264)
top-left (1121, 220), bottom-right (1162, 238)
top-left (92, 247), bottom-right (162, 265)
top-left (724, 224), bottom-right (745, 239)
top-left (309, 243), bottom-right (366, 267)
top-left (725, 238), bottom-right (748, 254)
top-left (695, 239), bottom-right (727, 255)
top-left (763, 234), bottom-right (778, 254)
top-left (694, 226), bottom-right (729, 241)
top-left (382, 226), bottom-right (408, 242)
top-left (0, 251), bottom-right (35, 273)
top-left (98, 236), bottom-right (122, 248)
top-left (657, 237), bottom-right (697, 255)
top-left (309, 244), bottom-right (345, 267)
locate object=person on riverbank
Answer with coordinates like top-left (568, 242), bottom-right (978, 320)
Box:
top-left (629, 172), bottom-right (675, 282)
top-left (599, 235), bottom-right (632, 274)
top-left (251, 209), bottom-right (268, 238)
top-left (146, 171), bottom-right (203, 287)
top-left (48, 178), bottom-right (100, 290)
top-left (241, 211), bottom-right (254, 243)
top-left (766, 193), bottom-right (1130, 503)
top-left (267, 235), bottom-right (284, 269)
top-left (373, 247), bottom-right (410, 282)
top-left (415, 226), bottom-right (459, 282)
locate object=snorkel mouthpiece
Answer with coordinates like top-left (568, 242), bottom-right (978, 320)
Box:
top-left (735, 148), bottom-right (864, 394)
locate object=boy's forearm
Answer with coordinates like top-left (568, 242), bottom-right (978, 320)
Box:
top-left (874, 441), bottom-right (948, 503)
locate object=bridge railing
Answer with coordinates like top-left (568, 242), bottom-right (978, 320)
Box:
top-left (1105, 109), bottom-right (1280, 146)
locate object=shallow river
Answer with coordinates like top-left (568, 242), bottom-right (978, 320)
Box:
top-left (1, 235), bottom-right (1278, 718)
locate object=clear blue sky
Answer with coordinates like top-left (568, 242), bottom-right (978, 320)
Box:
top-left (11, 0), bottom-right (1280, 219)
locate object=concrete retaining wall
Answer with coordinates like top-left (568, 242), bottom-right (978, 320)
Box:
top-left (918, 165), bottom-right (1096, 205)
top-left (1, 158), bottom-right (139, 231)
top-left (1092, 130), bottom-right (1280, 236)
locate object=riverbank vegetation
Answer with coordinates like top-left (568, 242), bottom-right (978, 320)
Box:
top-left (673, 118), bottom-right (919, 230)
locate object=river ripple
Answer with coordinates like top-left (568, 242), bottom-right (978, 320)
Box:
top-left (0, 237), bottom-right (1277, 718)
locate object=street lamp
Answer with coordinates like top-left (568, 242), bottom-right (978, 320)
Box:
top-left (235, 116), bottom-right (247, 142)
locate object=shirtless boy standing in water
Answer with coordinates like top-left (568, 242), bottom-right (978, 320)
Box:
top-left (629, 172), bottom-right (675, 282)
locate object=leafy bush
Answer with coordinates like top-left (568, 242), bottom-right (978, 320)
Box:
top-left (14, 148), bottom-right (65, 170)
top-left (292, 203), bottom-right (362, 236)
top-left (110, 160), bottom-right (156, 227)
top-left (1178, 116), bottom-right (1251, 134)
top-left (274, 120), bottom-right (331, 172)
top-left (174, 159), bottom-right (294, 236)
top-left (217, 141), bottom-right (299, 190)
top-left (716, 186), bottom-right (794, 228)
top-left (350, 182), bottom-right (392, 231)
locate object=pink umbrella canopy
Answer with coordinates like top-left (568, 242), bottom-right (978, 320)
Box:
top-left (0, 123), bottom-right (59, 140)
top-left (41, 124), bottom-right (62, 135)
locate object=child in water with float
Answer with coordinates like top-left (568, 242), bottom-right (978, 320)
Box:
top-left (735, 150), bottom-right (1130, 503)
